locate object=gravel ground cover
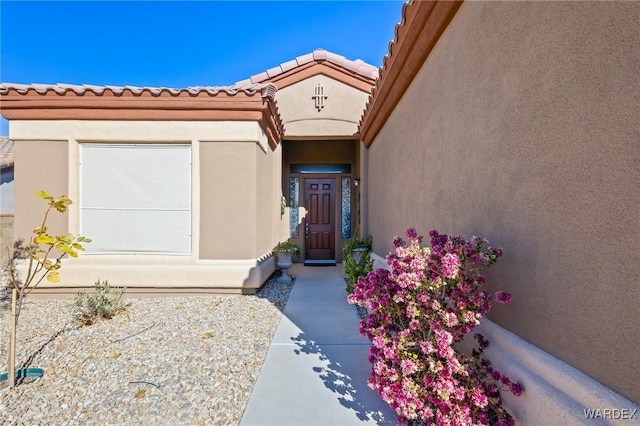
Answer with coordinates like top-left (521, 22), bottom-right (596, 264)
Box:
top-left (0, 276), bottom-right (293, 425)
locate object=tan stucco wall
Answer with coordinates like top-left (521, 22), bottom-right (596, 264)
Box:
top-left (255, 140), bottom-right (279, 256)
top-left (366, 1), bottom-right (639, 402)
top-left (200, 141), bottom-right (257, 259)
top-left (200, 138), bottom-right (281, 260)
top-left (14, 140), bottom-right (69, 242)
top-left (9, 120), bottom-right (279, 290)
top-left (277, 75), bottom-right (370, 138)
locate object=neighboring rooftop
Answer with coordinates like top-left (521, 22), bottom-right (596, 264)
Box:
top-left (0, 137), bottom-right (14, 168)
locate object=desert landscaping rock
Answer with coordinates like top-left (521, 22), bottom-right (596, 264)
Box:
top-left (0, 276), bottom-right (293, 425)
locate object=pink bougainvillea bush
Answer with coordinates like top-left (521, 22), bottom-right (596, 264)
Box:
top-left (348, 228), bottom-right (523, 425)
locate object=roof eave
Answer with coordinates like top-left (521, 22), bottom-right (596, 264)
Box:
top-left (0, 84), bottom-right (285, 150)
top-left (359, 0), bottom-right (463, 148)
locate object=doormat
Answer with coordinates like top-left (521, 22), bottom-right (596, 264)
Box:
top-left (304, 260), bottom-right (337, 266)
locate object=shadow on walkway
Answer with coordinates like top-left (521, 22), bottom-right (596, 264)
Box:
top-left (241, 264), bottom-right (397, 426)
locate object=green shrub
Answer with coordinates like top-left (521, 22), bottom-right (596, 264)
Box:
top-left (71, 279), bottom-right (126, 326)
top-left (273, 241), bottom-right (301, 261)
top-left (342, 232), bottom-right (373, 293)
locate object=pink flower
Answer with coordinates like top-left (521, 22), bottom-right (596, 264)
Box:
top-left (471, 387), bottom-right (488, 408)
top-left (372, 336), bottom-right (386, 349)
top-left (441, 253), bottom-right (461, 278)
top-left (510, 382), bottom-right (524, 396)
top-left (348, 228), bottom-right (517, 425)
top-left (392, 236), bottom-right (405, 248)
top-left (405, 227), bottom-right (418, 239)
top-left (401, 359), bottom-right (419, 375)
top-left (442, 311), bottom-right (459, 328)
top-left (495, 291), bottom-right (512, 304)
top-left (419, 341), bottom-right (435, 354)
top-left (409, 319), bottom-right (422, 330)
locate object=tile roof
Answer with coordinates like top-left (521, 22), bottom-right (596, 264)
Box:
top-left (0, 83), bottom-right (283, 149)
top-left (0, 82), bottom-right (276, 98)
top-left (235, 48), bottom-right (379, 87)
top-left (0, 137), bottom-right (14, 168)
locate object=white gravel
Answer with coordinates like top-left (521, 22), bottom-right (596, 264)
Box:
top-left (0, 276), bottom-right (293, 425)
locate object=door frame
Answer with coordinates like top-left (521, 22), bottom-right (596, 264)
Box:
top-left (304, 177), bottom-right (336, 260)
top-left (285, 171), bottom-right (355, 263)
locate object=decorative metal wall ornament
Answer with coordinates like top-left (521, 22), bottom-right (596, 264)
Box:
top-left (312, 84), bottom-right (327, 111)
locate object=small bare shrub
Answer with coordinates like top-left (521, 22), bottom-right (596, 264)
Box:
top-left (71, 279), bottom-right (127, 326)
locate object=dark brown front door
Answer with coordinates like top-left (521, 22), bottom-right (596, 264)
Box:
top-left (305, 178), bottom-right (335, 260)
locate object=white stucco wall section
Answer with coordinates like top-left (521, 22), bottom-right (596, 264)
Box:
top-left (370, 253), bottom-right (639, 425)
top-left (276, 75), bottom-right (371, 138)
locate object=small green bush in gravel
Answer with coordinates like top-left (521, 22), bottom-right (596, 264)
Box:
top-left (71, 279), bottom-right (127, 326)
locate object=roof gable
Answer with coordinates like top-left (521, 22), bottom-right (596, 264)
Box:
top-left (235, 49), bottom-right (378, 93)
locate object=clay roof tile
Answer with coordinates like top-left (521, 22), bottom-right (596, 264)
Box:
top-left (0, 82), bottom-right (274, 97)
top-left (279, 59), bottom-right (298, 73)
top-left (234, 48), bottom-right (379, 87)
top-left (249, 72), bottom-right (270, 83)
top-left (234, 78), bottom-right (252, 87)
top-left (313, 49), bottom-right (328, 61)
top-left (266, 66), bottom-right (283, 78)
top-left (295, 52), bottom-right (315, 66)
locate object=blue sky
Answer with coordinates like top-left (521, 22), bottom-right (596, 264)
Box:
top-left (0, 0), bottom-right (405, 135)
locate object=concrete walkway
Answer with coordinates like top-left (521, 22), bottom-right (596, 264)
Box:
top-left (240, 264), bottom-right (398, 426)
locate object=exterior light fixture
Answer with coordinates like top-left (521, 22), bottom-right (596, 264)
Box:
top-left (354, 178), bottom-right (360, 187)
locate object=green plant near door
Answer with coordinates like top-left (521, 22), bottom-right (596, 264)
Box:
top-left (272, 241), bottom-right (301, 261)
top-left (342, 232), bottom-right (373, 293)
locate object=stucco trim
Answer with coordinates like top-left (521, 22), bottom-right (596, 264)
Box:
top-left (359, 0), bottom-right (463, 147)
top-left (15, 255), bottom-right (277, 293)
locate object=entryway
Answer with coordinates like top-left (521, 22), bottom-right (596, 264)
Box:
top-left (282, 139), bottom-right (360, 264)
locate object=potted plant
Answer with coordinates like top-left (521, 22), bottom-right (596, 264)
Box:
top-left (342, 232), bottom-right (373, 293)
top-left (272, 241), bottom-right (300, 283)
